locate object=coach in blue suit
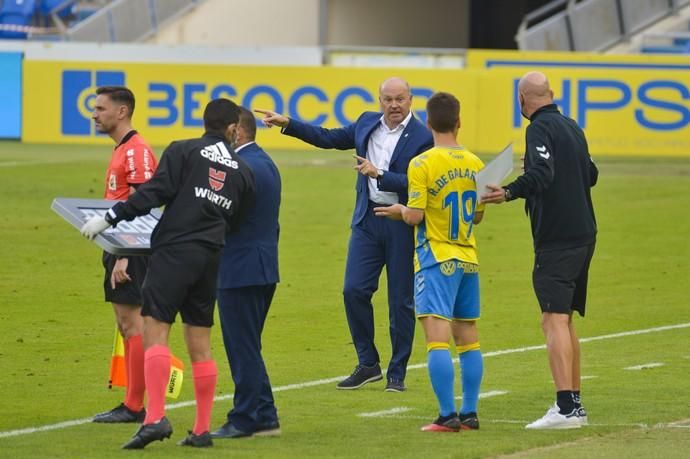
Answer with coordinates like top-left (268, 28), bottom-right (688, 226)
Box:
top-left (257, 77), bottom-right (433, 392)
top-left (212, 107), bottom-right (282, 439)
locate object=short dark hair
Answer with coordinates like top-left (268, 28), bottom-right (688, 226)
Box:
top-left (204, 98), bottom-right (240, 133)
top-left (426, 92), bottom-right (460, 134)
top-left (238, 106), bottom-right (257, 141)
top-left (95, 86), bottom-right (135, 117)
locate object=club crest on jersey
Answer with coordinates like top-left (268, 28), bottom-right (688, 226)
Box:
top-left (209, 167), bottom-right (227, 192)
top-left (440, 260), bottom-right (456, 276)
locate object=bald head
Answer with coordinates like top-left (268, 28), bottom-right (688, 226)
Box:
top-left (379, 77), bottom-right (410, 95)
top-left (517, 71), bottom-right (554, 118)
top-left (379, 76), bottom-right (412, 129)
top-left (519, 72), bottom-right (552, 98)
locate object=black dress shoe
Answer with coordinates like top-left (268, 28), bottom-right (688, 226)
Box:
top-left (210, 422), bottom-right (252, 439)
top-left (384, 378), bottom-right (406, 392)
top-left (122, 417), bottom-right (173, 449)
top-left (254, 420), bottom-right (281, 437)
top-left (177, 430), bottom-right (213, 447)
top-left (93, 403), bottom-right (145, 423)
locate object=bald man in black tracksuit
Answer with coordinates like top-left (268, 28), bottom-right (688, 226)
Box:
top-left (482, 71), bottom-right (597, 430)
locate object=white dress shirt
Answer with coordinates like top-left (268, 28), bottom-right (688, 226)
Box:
top-left (366, 111), bottom-right (412, 205)
top-left (234, 141), bottom-right (255, 153)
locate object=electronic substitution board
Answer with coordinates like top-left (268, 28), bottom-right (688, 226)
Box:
top-left (51, 198), bottom-right (162, 256)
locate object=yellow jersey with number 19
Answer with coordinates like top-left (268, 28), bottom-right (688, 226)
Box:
top-left (407, 146), bottom-right (485, 272)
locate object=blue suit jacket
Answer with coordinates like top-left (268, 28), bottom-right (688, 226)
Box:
top-left (283, 112), bottom-right (433, 226)
top-left (218, 142), bottom-right (281, 289)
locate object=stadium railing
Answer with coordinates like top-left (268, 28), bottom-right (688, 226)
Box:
top-left (49, 0), bottom-right (203, 42)
top-left (516, 0), bottom-right (690, 51)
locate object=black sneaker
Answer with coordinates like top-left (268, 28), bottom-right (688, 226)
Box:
top-left (122, 417), bottom-right (173, 449)
top-left (177, 431), bottom-right (213, 447)
top-left (336, 364), bottom-right (382, 390)
top-left (421, 413), bottom-right (462, 432)
top-left (459, 412), bottom-right (480, 430)
top-left (93, 403), bottom-right (145, 423)
top-left (384, 378), bottom-right (406, 392)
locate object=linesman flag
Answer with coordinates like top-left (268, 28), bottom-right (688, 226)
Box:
top-left (108, 328), bottom-right (185, 399)
top-left (108, 329), bottom-right (127, 389)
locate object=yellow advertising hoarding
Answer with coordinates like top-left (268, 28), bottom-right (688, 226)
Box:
top-left (468, 50), bottom-right (690, 156)
top-left (22, 55), bottom-right (690, 156)
top-left (475, 68), bottom-right (690, 156)
top-left (22, 60), bottom-right (479, 150)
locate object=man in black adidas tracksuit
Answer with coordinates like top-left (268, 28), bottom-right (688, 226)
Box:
top-left (81, 99), bottom-right (256, 449)
top-left (482, 71), bottom-right (597, 430)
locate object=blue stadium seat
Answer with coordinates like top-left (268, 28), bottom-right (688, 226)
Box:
top-left (38, 0), bottom-right (73, 19)
top-left (640, 44), bottom-right (690, 54)
top-left (0, 0), bottom-right (37, 39)
top-left (672, 37), bottom-right (690, 48)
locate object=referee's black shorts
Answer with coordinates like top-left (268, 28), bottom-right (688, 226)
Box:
top-left (102, 252), bottom-right (148, 306)
top-left (141, 242), bottom-right (221, 327)
top-left (532, 243), bottom-right (595, 317)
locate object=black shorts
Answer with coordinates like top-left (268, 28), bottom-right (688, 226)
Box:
top-left (141, 243), bottom-right (221, 327)
top-left (532, 244), bottom-right (595, 317)
top-left (102, 252), bottom-right (149, 306)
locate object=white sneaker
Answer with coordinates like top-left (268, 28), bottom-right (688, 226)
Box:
top-left (577, 406), bottom-right (588, 426)
top-left (525, 403), bottom-right (581, 430)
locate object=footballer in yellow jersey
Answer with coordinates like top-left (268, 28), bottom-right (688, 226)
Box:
top-left (407, 146), bottom-right (485, 273)
top-left (374, 92), bottom-right (485, 432)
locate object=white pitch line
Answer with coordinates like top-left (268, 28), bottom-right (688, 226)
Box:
top-left (581, 375), bottom-right (598, 380)
top-left (666, 419), bottom-right (690, 427)
top-left (479, 390), bottom-right (508, 399)
top-left (0, 418), bottom-right (95, 439)
top-left (358, 407), bottom-right (413, 418)
top-left (1, 321), bottom-right (689, 439)
top-left (624, 362), bottom-right (665, 371)
top-left (456, 390), bottom-right (509, 400)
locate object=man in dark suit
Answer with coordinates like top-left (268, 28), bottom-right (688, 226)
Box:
top-left (256, 77), bottom-right (433, 392)
top-left (211, 107), bottom-right (282, 439)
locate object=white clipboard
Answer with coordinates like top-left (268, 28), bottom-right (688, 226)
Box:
top-left (476, 144), bottom-right (514, 203)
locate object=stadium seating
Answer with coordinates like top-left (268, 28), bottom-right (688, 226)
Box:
top-left (640, 21), bottom-right (690, 54)
top-left (0, 0), bottom-right (104, 40)
top-left (0, 0), bottom-right (37, 39)
top-left (38, 0), bottom-right (74, 19)
top-left (640, 43), bottom-right (690, 53)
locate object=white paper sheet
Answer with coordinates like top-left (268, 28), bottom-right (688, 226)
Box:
top-left (476, 144), bottom-right (514, 203)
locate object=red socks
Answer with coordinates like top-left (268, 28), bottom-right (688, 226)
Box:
top-left (143, 345), bottom-right (171, 424)
top-left (192, 360), bottom-right (218, 435)
top-left (142, 346), bottom-right (217, 433)
top-left (123, 335), bottom-right (145, 412)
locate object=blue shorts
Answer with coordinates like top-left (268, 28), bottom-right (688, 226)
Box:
top-left (414, 260), bottom-right (480, 321)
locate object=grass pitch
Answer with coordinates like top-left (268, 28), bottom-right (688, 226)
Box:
top-left (0, 141), bottom-right (689, 458)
